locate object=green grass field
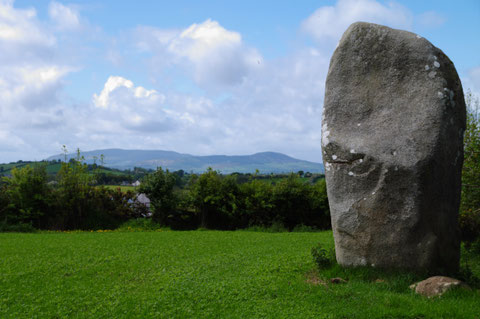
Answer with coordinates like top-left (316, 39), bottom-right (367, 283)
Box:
top-left (0, 161), bottom-right (128, 176)
top-left (102, 185), bottom-right (136, 192)
top-left (0, 231), bottom-right (479, 318)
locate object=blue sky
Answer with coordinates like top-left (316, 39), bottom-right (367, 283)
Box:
top-left (1, 0), bottom-right (479, 163)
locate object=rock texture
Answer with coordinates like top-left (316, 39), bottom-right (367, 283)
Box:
top-left (410, 276), bottom-right (470, 297)
top-left (322, 22), bottom-right (466, 273)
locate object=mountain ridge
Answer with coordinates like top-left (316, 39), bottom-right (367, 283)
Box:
top-left (46, 149), bottom-right (324, 174)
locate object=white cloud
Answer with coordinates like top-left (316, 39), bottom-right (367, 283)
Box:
top-left (0, 0), bottom-right (75, 162)
top-left (78, 39), bottom-right (330, 162)
top-left (467, 67), bottom-right (480, 91)
top-left (462, 66), bottom-right (480, 99)
top-left (93, 76), bottom-right (161, 109)
top-left (302, 0), bottom-right (412, 45)
top-left (0, 1), bottom-right (55, 45)
top-left (48, 1), bottom-right (80, 31)
top-left (168, 19), bottom-right (242, 61)
top-left (134, 19), bottom-right (262, 86)
top-left (89, 76), bottom-right (172, 135)
top-left (0, 0), bottom-right (71, 111)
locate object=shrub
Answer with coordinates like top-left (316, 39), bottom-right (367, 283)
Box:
top-left (0, 221), bottom-right (36, 233)
top-left (116, 218), bottom-right (164, 232)
top-left (311, 243), bottom-right (335, 270)
top-left (292, 224), bottom-right (319, 232)
top-left (459, 208), bottom-right (480, 246)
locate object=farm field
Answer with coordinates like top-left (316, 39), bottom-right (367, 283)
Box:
top-left (102, 185), bottom-right (137, 192)
top-left (0, 231), bottom-right (479, 318)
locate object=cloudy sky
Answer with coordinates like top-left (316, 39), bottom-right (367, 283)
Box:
top-left (1, 0), bottom-right (479, 163)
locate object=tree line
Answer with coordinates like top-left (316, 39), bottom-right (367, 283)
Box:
top-left (0, 154), bottom-right (330, 231)
top-left (0, 154), bottom-right (148, 232)
top-left (138, 168), bottom-right (330, 231)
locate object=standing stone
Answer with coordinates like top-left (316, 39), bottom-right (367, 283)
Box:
top-left (322, 22), bottom-right (466, 273)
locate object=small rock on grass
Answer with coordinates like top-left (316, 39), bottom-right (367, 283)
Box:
top-left (410, 276), bottom-right (470, 297)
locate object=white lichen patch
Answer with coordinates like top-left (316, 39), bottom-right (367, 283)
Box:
top-left (350, 149), bottom-right (356, 154)
top-left (348, 171), bottom-right (354, 176)
top-left (437, 91), bottom-right (444, 98)
top-left (416, 35), bottom-right (422, 39)
top-left (434, 61), bottom-right (440, 68)
top-left (393, 151), bottom-right (397, 156)
top-left (325, 162), bottom-right (332, 171)
top-left (429, 71), bottom-right (436, 79)
top-left (359, 159), bottom-right (363, 163)
top-left (332, 155), bottom-right (338, 160)
top-left (425, 65), bottom-right (430, 71)
top-left (372, 192), bottom-right (376, 195)
top-left (322, 120), bottom-right (330, 147)
top-left (433, 56), bottom-right (438, 60)
top-left (357, 123), bottom-right (361, 127)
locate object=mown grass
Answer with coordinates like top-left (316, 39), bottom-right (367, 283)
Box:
top-left (0, 231), bottom-right (479, 318)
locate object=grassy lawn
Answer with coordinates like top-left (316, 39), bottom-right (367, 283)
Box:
top-left (0, 231), bottom-right (479, 318)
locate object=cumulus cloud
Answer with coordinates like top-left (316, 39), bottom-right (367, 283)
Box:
top-left (77, 40), bottom-right (329, 162)
top-left (48, 1), bottom-right (80, 31)
top-left (133, 19), bottom-right (262, 87)
top-left (89, 76), bottom-right (173, 134)
top-left (93, 76), bottom-right (162, 109)
top-left (0, 1), bottom-right (55, 46)
top-left (0, 0), bottom-right (75, 162)
top-left (0, 1), bottom-right (67, 112)
top-left (301, 0), bottom-right (412, 45)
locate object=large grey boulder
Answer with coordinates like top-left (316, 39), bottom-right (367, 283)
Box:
top-left (322, 22), bottom-right (466, 273)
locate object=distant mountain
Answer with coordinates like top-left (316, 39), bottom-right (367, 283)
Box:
top-left (46, 149), bottom-right (324, 174)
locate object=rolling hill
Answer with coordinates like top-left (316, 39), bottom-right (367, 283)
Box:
top-left (46, 149), bottom-right (324, 174)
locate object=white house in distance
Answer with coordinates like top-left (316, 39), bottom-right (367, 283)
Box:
top-left (136, 193), bottom-right (152, 217)
top-left (132, 180), bottom-right (141, 187)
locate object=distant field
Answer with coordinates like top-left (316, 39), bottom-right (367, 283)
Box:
top-left (1, 231), bottom-right (478, 318)
top-left (102, 185), bottom-right (136, 192)
top-left (259, 175), bottom-right (323, 185)
top-left (0, 161), bottom-right (127, 176)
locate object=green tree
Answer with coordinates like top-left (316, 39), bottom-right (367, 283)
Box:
top-left (138, 167), bottom-right (177, 225)
top-left (2, 164), bottom-right (52, 228)
top-left (240, 179), bottom-right (274, 226)
top-left (272, 173), bottom-right (312, 229)
top-left (309, 178), bottom-right (331, 229)
top-left (460, 91), bottom-right (480, 244)
top-left (190, 168), bottom-right (241, 229)
top-left (56, 148), bottom-right (94, 229)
